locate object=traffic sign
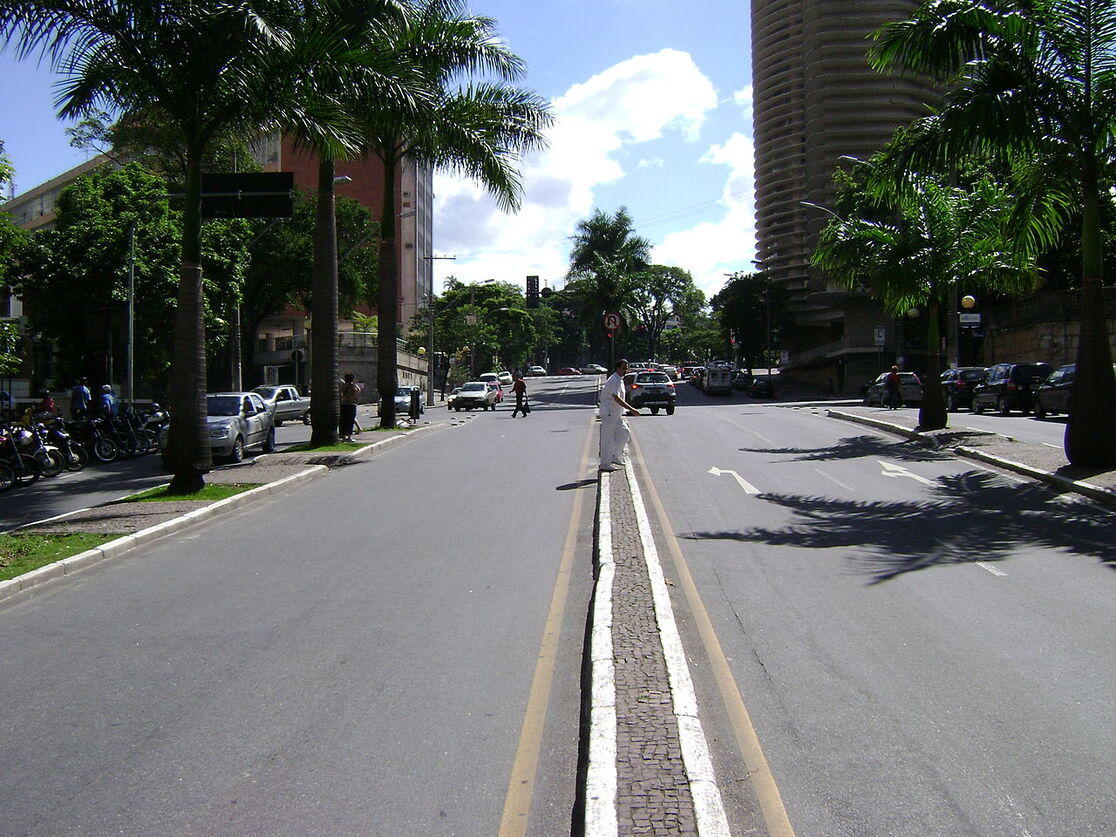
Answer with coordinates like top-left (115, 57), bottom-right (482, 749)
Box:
top-left (604, 312), bottom-right (622, 331)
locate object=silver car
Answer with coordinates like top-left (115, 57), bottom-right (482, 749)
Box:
top-left (159, 392), bottom-right (277, 464)
top-left (205, 392), bottom-right (277, 461)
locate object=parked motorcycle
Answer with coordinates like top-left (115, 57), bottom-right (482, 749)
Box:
top-left (70, 415), bottom-right (119, 463)
top-left (41, 416), bottom-right (88, 471)
top-left (0, 425), bottom-right (44, 485)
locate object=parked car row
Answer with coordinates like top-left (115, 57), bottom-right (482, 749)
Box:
top-left (932, 360), bottom-right (1112, 420)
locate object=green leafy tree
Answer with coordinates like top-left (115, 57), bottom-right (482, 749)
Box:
top-left (1, 0), bottom-right (360, 492)
top-left (870, 0), bottom-right (1116, 462)
top-left (0, 139), bottom-right (14, 198)
top-left (712, 271), bottom-right (794, 370)
top-left (812, 157), bottom-right (1043, 429)
top-left (630, 265), bottom-right (704, 361)
top-left (12, 163), bottom-right (250, 395)
top-left (427, 278), bottom-right (535, 373)
top-left (354, 0), bottom-right (553, 427)
top-left (241, 192), bottom-right (377, 385)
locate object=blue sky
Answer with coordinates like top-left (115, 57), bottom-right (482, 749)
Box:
top-left (0, 0), bottom-right (755, 299)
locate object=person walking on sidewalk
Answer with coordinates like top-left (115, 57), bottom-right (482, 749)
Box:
top-left (511, 373), bottom-right (530, 417)
top-left (599, 358), bottom-right (639, 471)
top-left (338, 372), bottom-right (361, 441)
top-left (884, 365), bottom-right (902, 410)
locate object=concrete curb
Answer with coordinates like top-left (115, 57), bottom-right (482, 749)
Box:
top-left (826, 409), bottom-right (1116, 510)
top-left (0, 464), bottom-right (330, 606)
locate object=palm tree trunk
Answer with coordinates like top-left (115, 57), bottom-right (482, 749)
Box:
top-left (1065, 160), bottom-right (1116, 466)
top-left (377, 154), bottom-right (400, 428)
top-left (918, 295), bottom-right (947, 430)
top-left (166, 152), bottom-right (210, 494)
top-left (310, 158), bottom-right (340, 445)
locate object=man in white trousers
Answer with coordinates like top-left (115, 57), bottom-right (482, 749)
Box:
top-left (599, 358), bottom-right (639, 471)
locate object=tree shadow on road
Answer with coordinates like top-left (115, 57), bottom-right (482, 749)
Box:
top-left (680, 471), bottom-right (1116, 583)
top-left (741, 434), bottom-right (947, 464)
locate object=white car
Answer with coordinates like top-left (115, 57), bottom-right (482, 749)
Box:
top-left (580, 363), bottom-right (608, 375)
top-left (497, 371), bottom-right (513, 386)
top-left (526, 366), bottom-right (547, 377)
top-left (478, 372), bottom-right (500, 388)
top-left (160, 391), bottom-right (276, 464)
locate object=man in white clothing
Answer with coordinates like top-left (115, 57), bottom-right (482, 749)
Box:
top-left (599, 358), bottom-right (639, 471)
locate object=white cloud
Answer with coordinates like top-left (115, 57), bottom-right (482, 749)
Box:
top-left (433, 49), bottom-right (719, 289)
top-left (652, 130), bottom-right (757, 300)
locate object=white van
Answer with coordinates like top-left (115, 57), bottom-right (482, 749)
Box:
top-left (703, 362), bottom-right (733, 395)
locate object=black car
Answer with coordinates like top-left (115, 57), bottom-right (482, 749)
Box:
top-left (940, 366), bottom-right (986, 411)
top-left (749, 377), bottom-right (775, 399)
top-left (1033, 363), bottom-right (1116, 420)
top-left (971, 361), bottom-right (1054, 416)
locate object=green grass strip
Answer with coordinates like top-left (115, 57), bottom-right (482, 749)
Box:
top-left (122, 483), bottom-right (260, 502)
top-left (0, 533), bottom-right (118, 582)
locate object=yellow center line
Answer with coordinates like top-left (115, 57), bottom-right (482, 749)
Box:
top-left (631, 433), bottom-right (797, 837)
top-left (498, 415), bottom-right (595, 837)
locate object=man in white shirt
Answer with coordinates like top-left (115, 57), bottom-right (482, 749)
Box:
top-left (599, 358), bottom-right (639, 471)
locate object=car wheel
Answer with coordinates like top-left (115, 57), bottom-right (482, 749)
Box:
top-left (262, 427), bottom-right (276, 453)
top-left (229, 436), bottom-right (244, 463)
top-left (650, 406), bottom-right (660, 415)
top-left (998, 397), bottom-right (1010, 417)
top-left (274, 418), bottom-right (284, 427)
top-left (972, 399), bottom-right (984, 415)
top-left (666, 405), bottom-right (675, 415)
top-left (1034, 401), bottom-right (1047, 420)
top-left (302, 412), bottom-right (312, 426)
top-left (948, 395), bottom-right (958, 412)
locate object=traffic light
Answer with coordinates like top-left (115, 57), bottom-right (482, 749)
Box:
top-left (526, 275), bottom-right (539, 308)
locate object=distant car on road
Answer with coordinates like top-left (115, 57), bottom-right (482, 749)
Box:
top-left (526, 366), bottom-right (547, 377)
top-left (971, 361), bottom-right (1053, 416)
top-left (453, 381), bottom-right (497, 411)
top-left (624, 371), bottom-right (676, 415)
top-left (749, 378), bottom-right (776, 399)
top-left (864, 372), bottom-right (922, 406)
top-left (252, 384), bottom-right (311, 426)
top-left (580, 363), bottom-right (608, 375)
top-left (940, 367), bottom-right (986, 411)
top-left (478, 372), bottom-right (501, 388)
top-left (557, 367), bottom-right (582, 375)
top-left (393, 386), bottom-right (424, 415)
top-left (447, 387), bottom-right (462, 410)
top-left (486, 381), bottom-right (503, 405)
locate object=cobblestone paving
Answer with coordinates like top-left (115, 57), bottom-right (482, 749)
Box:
top-left (609, 471), bottom-right (698, 836)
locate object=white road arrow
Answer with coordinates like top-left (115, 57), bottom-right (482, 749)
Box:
top-left (708, 467), bottom-right (761, 495)
top-left (878, 460), bottom-right (935, 486)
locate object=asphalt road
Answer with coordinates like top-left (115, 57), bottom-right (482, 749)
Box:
top-left (855, 400), bottom-right (1069, 448)
top-left (6, 376), bottom-right (1113, 836)
top-left (0, 376), bottom-right (600, 836)
top-left (632, 383), bottom-right (1116, 836)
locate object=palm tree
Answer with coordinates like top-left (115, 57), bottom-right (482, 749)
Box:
top-left (566, 207), bottom-right (651, 364)
top-left (285, 0), bottom-right (422, 445)
top-left (870, 0), bottom-right (1116, 464)
top-left (351, 0), bottom-right (552, 427)
top-left (0, 0), bottom-right (356, 491)
top-left (812, 156), bottom-right (1044, 429)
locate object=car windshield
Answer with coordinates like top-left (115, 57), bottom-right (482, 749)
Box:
top-left (253, 387), bottom-right (278, 399)
top-left (636, 373), bottom-right (670, 384)
top-left (961, 370), bottom-right (985, 381)
top-left (462, 382), bottom-right (486, 391)
top-left (395, 387), bottom-right (413, 397)
top-left (207, 395), bottom-right (241, 417)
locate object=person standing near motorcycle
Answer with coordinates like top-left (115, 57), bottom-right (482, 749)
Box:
top-left (70, 377), bottom-right (91, 417)
top-left (100, 384), bottom-right (120, 418)
top-left (35, 389), bottom-right (57, 418)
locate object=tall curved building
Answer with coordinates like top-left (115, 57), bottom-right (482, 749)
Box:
top-left (751, 0), bottom-right (934, 389)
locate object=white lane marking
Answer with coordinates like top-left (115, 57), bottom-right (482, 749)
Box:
top-left (878, 460), bottom-right (935, 486)
top-left (814, 467), bottom-right (854, 492)
top-left (1043, 443), bottom-right (1061, 449)
top-left (708, 466), bottom-right (761, 495)
top-left (586, 471), bottom-right (618, 836)
top-left (976, 561), bottom-right (1007, 577)
top-left (626, 464), bottom-right (733, 836)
